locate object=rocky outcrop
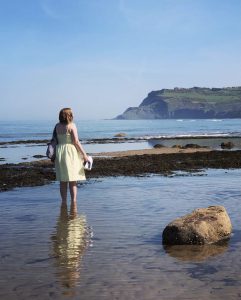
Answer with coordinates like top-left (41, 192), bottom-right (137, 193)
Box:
top-left (162, 206), bottom-right (232, 245)
top-left (115, 87), bottom-right (241, 119)
top-left (221, 141), bottom-right (234, 149)
top-left (114, 133), bottom-right (127, 138)
top-left (1, 151), bottom-right (241, 192)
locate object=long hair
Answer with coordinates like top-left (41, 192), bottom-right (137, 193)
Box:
top-left (59, 108), bottom-right (73, 124)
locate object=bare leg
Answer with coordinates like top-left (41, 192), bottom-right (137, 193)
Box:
top-left (60, 181), bottom-right (68, 204)
top-left (69, 181), bottom-right (77, 203)
top-left (70, 200), bottom-right (77, 219)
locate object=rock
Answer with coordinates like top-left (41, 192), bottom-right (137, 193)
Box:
top-left (153, 144), bottom-right (165, 148)
top-left (33, 155), bottom-right (46, 158)
top-left (183, 143), bottom-right (202, 149)
top-left (114, 133), bottom-right (127, 138)
top-left (172, 144), bottom-right (182, 149)
top-left (221, 141), bottom-right (234, 149)
top-left (162, 205), bottom-right (232, 245)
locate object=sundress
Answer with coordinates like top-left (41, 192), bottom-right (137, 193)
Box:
top-left (55, 133), bottom-right (86, 182)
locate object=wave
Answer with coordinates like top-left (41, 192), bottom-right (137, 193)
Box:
top-left (83, 133), bottom-right (241, 144)
top-left (136, 133), bottom-right (241, 140)
top-left (175, 119), bottom-right (224, 122)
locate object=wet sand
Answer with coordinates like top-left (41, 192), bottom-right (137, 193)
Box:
top-left (95, 147), bottom-right (211, 157)
top-left (1, 148), bottom-right (241, 192)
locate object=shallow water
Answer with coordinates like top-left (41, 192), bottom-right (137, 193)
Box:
top-left (0, 141), bottom-right (151, 164)
top-left (1, 137), bottom-right (241, 164)
top-left (0, 170), bottom-right (241, 299)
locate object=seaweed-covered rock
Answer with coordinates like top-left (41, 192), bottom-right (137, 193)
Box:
top-left (183, 144), bottom-right (202, 149)
top-left (153, 144), bottom-right (165, 148)
top-left (162, 206), bottom-right (232, 245)
top-left (172, 144), bottom-right (182, 149)
top-left (221, 141), bottom-right (234, 149)
top-left (33, 154), bottom-right (46, 158)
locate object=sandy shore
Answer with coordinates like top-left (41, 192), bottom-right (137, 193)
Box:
top-left (94, 147), bottom-right (211, 157)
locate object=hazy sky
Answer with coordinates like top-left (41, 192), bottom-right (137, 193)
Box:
top-left (1, 0), bottom-right (241, 120)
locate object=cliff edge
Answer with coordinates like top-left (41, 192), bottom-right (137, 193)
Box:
top-left (115, 87), bottom-right (241, 119)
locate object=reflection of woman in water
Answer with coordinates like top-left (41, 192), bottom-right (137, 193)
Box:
top-left (51, 202), bottom-right (88, 288)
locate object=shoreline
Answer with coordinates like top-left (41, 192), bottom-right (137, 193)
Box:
top-left (1, 148), bottom-right (241, 192)
top-left (1, 135), bottom-right (241, 146)
top-left (94, 147), bottom-right (211, 157)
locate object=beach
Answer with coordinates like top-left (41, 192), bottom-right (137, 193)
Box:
top-left (1, 120), bottom-right (241, 299)
top-left (1, 0), bottom-right (241, 297)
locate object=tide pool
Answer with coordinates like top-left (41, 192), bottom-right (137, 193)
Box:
top-left (0, 170), bottom-right (240, 299)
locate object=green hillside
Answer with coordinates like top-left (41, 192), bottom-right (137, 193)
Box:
top-left (116, 87), bottom-right (241, 119)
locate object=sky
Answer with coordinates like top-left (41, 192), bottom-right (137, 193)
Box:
top-left (0, 0), bottom-right (241, 121)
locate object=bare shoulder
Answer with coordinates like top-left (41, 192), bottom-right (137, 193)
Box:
top-left (68, 122), bottom-right (77, 132)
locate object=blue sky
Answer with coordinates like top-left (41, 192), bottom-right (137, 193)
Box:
top-left (1, 0), bottom-right (241, 120)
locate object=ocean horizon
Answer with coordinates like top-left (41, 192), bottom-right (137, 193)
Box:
top-left (0, 118), bottom-right (241, 142)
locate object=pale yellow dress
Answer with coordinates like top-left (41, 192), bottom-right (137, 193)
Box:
top-left (55, 133), bottom-right (86, 182)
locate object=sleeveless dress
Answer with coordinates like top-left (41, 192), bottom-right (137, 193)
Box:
top-left (55, 133), bottom-right (86, 182)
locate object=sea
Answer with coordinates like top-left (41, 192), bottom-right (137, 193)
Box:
top-left (1, 119), bottom-right (241, 142)
top-left (0, 119), bottom-right (241, 299)
top-left (0, 119), bottom-right (241, 164)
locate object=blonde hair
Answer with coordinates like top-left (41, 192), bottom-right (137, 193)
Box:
top-left (59, 108), bottom-right (73, 124)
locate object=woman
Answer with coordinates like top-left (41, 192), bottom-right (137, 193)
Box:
top-left (54, 108), bottom-right (89, 204)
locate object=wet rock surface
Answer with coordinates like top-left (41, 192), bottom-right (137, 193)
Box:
top-left (114, 133), bottom-right (127, 138)
top-left (221, 141), bottom-right (234, 149)
top-left (162, 205), bottom-right (232, 245)
top-left (1, 150), bottom-right (241, 192)
top-left (153, 144), bottom-right (165, 148)
top-left (33, 154), bottom-right (46, 158)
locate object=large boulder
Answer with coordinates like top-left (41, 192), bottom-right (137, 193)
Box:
top-left (162, 206), bottom-right (232, 245)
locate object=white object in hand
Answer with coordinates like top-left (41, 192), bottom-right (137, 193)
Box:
top-left (84, 156), bottom-right (93, 170)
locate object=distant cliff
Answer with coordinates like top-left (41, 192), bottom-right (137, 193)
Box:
top-left (115, 87), bottom-right (241, 119)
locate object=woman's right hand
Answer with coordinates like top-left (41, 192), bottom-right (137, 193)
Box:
top-left (83, 155), bottom-right (89, 162)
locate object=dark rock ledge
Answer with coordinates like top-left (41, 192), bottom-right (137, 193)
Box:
top-left (1, 150), bottom-right (241, 192)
